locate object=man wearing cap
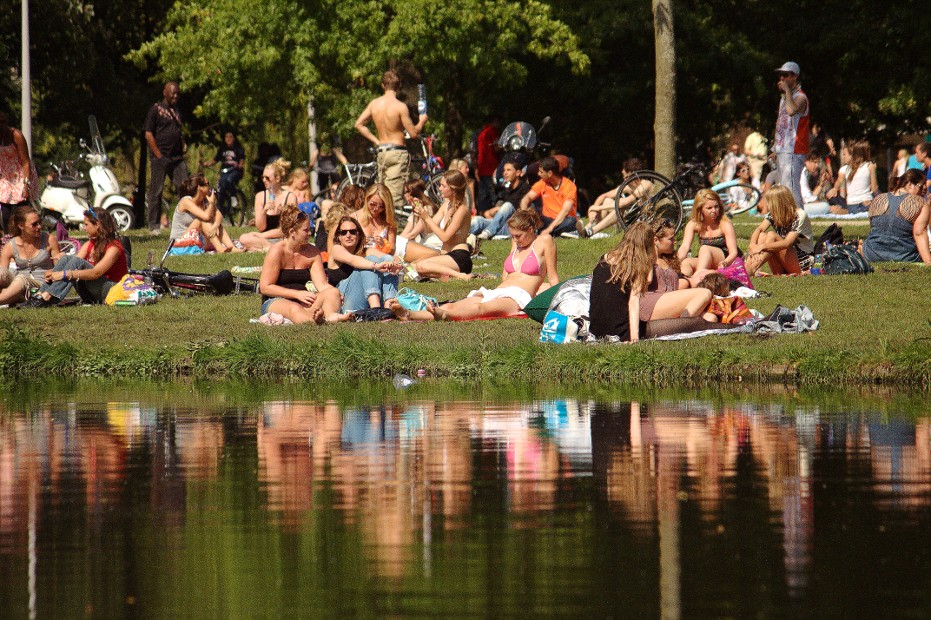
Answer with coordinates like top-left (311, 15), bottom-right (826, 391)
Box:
top-left (354, 70), bottom-right (428, 209)
top-left (773, 61), bottom-right (809, 209)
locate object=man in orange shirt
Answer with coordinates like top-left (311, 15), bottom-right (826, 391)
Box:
top-left (519, 156), bottom-right (578, 237)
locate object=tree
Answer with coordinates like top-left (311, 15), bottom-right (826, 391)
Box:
top-left (652, 0), bottom-right (676, 177)
top-left (128, 0), bottom-right (589, 159)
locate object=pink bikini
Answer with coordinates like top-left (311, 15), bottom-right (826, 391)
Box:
top-left (503, 241), bottom-right (541, 276)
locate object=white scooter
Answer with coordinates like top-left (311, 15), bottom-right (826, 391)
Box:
top-left (38, 115), bottom-right (135, 232)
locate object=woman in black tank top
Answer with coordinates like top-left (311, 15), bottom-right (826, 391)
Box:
top-left (239, 159), bottom-right (297, 251)
top-left (258, 207), bottom-right (341, 324)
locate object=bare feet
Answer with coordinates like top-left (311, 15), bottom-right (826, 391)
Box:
top-left (386, 298), bottom-right (411, 321)
top-left (427, 301), bottom-right (448, 321)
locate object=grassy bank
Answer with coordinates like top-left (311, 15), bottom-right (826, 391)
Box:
top-left (1, 218), bottom-right (929, 386)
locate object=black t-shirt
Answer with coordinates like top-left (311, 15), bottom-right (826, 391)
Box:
top-left (589, 258), bottom-right (643, 341)
top-left (497, 177), bottom-right (530, 206)
top-left (215, 143), bottom-right (245, 169)
top-left (143, 102), bottom-right (183, 158)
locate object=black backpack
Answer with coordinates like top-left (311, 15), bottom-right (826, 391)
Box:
top-left (823, 244), bottom-right (873, 275)
top-left (814, 223), bottom-right (844, 255)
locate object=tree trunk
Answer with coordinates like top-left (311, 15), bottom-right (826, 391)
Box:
top-left (653, 0), bottom-right (676, 177)
top-left (443, 78), bottom-right (464, 159)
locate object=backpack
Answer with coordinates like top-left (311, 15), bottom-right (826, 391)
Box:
top-left (823, 244), bottom-right (873, 275)
top-left (814, 223), bottom-right (844, 255)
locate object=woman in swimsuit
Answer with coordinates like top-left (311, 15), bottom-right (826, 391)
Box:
top-left (0, 206), bottom-right (61, 305)
top-left (407, 170), bottom-right (474, 281)
top-left (678, 189), bottom-right (739, 276)
top-left (259, 207), bottom-right (341, 324)
top-left (352, 183), bottom-right (397, 257)
top-left (239, 159), bottom-right (297, 251)
top-left (389, 209), bottom-right (558, 321)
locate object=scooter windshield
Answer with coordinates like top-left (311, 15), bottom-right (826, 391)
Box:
top-left (497, 122), bottom-right (537, 152)
top-left (88, 115), bottom-right (106, 155)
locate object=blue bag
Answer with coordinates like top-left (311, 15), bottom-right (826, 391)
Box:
top-left (396, 287), bottom-right (438, 311)
top-left (539, 309), bottom-right (580, 344)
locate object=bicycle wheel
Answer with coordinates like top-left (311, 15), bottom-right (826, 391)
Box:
top-left (228, 189), bottom-right (248, 226)
top-left (719, 183), bottom-right (761, 215)
top-left (613, 171), bottom-right (682, 232)
top-left (425, 172), bottom-right (444, 204)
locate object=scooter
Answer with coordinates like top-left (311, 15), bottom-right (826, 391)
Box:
top-left (38, 115), bottom-right (135, 232)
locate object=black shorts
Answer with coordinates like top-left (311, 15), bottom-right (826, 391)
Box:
top-left (447, 248), bottom-right (473, 274)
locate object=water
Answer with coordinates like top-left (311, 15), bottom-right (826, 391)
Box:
top-left (1, 382), bottom-right (930, 617)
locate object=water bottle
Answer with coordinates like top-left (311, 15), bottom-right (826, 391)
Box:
top-left (417, 84), bottom-right (427, 116)
top-left (810, 255), bottom-right (823, 276)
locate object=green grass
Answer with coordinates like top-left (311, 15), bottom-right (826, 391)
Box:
top-left (1, 218), bottom-right (929, 386)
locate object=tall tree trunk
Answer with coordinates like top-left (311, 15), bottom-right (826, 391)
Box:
top-left (443, 77), bottom-right (464, 159)
top-left (653, 0), bottom-right (676, 177)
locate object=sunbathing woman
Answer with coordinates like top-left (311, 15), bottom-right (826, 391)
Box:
top-left (745, 185), bottom-right (815, 274)
top-left (0, 206), bottom-right (61, 305)
top-left (395, 179), bottom-right (442, 263)
top-left (259, 207), bottom-right (341, 324)
top-left (590, 222), bottom-right (719, 342)
top-left (352, 183), bottom-right (397, 257)
top-left (408, 170), bottom-right (474, 280)
top-left (326, 215), bottom-right (401, 316)
top-left (170, 174), bottom-right (242, 252)
top-left (389, 209), bottom-right (558, 321)
top-left (29, 208), bottom-right (128, 307)
top-left (239, 159), bottom-right (297, 251)
top-left (677, 189), bottom-right (739, 276)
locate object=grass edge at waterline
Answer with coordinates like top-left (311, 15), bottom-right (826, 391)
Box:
top-left (2, 324), bottom-right (928, 387)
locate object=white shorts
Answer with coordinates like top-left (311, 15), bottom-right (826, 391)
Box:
top-left (467, 286), bottom-right (533, 310)
top-left (394, 235), bottom-right (408, 260)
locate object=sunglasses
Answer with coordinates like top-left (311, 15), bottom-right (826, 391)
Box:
top-left (262, 175), bottom-right (274, 181)
top-left (337, 228), bottom-right (360, 237)
top-left (368, 200), bottom-right (384, 207)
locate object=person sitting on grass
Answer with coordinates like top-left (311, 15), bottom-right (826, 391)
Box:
top-left (861, 168), bottom-right (931, 265)
top-left (677, 189), bottom-right (740, 276)
top-left (589, 222), bottom-right (720, 343)
top-left (239, 159), bottom-right (297, 251)
top-left (577, 158), bottom-right (647, 238)
top-left (326, 215), bottom-right (401, 317)
top-left (170, 174), bottom-right (243, 253)
top-left (394, 179), bottom-right (443, 263)
top-left (408, 170), bottom-right (474, 281)
top-left (28, 208), bottom-right (127, 307)
top-left (0, 206), bottom-right (61, 306)
top-left (259, 206), bottom-right (341, 324)
top-left (353, 183), bottom-right (397, 257)
top-left (472, 158), bottom-right (531, 240)
top-left (389, 208), bottom-right (558, 321)
top-left (827, 141), bottom-right (877, 215)
top-left (744, 185), bottom-right (815, 274)
top-left (520, 156), bottom-right (578, 238)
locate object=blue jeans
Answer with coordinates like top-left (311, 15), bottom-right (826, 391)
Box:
top-left (338, 255), bottom-right (398, 313)
top-left (39, 255), bottom-right (115, 304)
top-left (776, 153), bottom-right (805, 210)
top-left (541, 215), bottom-right (579, 237)
top-left (471, 202), bottom-right (516, 238)
top-left (217, 167), bottom-right (243, 215)
top-left (477, 176), bottom-right (497, 214)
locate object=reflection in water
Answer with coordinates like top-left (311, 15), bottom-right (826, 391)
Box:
top-left (2, 394), bottom-right (931, 616)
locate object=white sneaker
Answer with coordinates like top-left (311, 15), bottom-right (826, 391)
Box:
top-left (590, 232), bottom-right (611, 239)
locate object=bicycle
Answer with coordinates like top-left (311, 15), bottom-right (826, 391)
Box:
top-left (130, 240), bottom-right (259, 296)
top-left (613, 161), bottom-right (761, 232)
top-left (199, 162), bottom-right (248, 227)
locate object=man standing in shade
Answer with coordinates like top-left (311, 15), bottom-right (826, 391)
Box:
top-left (354, 70), bottom-right (428, 209)
top-left (144, 81), bottom-right (189, 233)
top-left (773, 61), bottom-right (809, 210)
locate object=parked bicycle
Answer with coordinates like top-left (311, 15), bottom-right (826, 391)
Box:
top-left (130, 240), bottom-right (258, 297)
top-left (613, 161), bottom-right (761, 232)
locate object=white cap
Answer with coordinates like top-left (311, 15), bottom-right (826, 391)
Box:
top-left (775, 61), bottom-right (800, 75)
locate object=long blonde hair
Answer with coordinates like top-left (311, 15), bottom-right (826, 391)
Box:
top-left (845, 141), bottom-right (870, 185)
top-left (764, 185), bottom-right (798, 228)
top-left (603, 221), bottom-right (655, 294)
top-left (358, 183), bottom-right (396, 231)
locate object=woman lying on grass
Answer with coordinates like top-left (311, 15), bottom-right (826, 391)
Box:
top-left (389, 209), bottom-right (558, 321)
top-left (590, 221), bottom-right (720, 343)
top-left (259, 207), bottom-right (341, 324)
top-left (744, 185), bottom-right (815, 275)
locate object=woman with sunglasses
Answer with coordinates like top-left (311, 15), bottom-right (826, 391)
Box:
top-left (389, 209), bottom-right (558, 321)
top-left (27, 208), bottom-right (128, 307)
top-left (170, 174), bottom-right (242, 252)
top-left (326, 215), bottom-right (401, 317)
top-left (0, 206), bottom-right (61, 306)
top-left (862, 169), bottom-right (931, 264)
top-left (239, 159), bottom-right (297, 251)
top-left (259, 207), bottom-right (341, 324)
top-left (407, 170), bottom-right (474, 280)
top-left (352, 183), bottom-right (397, 256)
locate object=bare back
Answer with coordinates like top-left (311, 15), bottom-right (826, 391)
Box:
top-left (368, 95), bottom-right (409, 146)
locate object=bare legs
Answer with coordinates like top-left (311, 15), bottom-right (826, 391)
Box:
top-left (744, 231), bottom-right (802, 275)
top-left (649, 288), bottom-right (716, 322)
top-left (412, 254), bottom-right (473, 281)
top-left (387, 295), bottom-right (521, 322)
top-left (680, 246), bottom-right (725, 276)
top-left (267, 287), bottom-right (342, 325)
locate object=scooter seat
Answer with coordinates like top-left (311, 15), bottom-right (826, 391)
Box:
top-left (49, 177), bottom-right (90, 190)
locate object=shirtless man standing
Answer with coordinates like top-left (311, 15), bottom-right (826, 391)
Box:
top-left (354, 70), bottom-right (428, 209)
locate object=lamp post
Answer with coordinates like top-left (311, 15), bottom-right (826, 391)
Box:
top-left (21, 0), bottom-right (32, 153)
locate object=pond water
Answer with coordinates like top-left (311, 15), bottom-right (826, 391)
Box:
top-left (1, 382), bottom-right (930, 618)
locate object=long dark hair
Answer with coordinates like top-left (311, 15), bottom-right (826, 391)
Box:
top-left (334, 216), bottom-right (365, 256)
top-left (891, 168), bottom-right (926, 194)
top-left (88, 209), bottom-right (118, 264)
